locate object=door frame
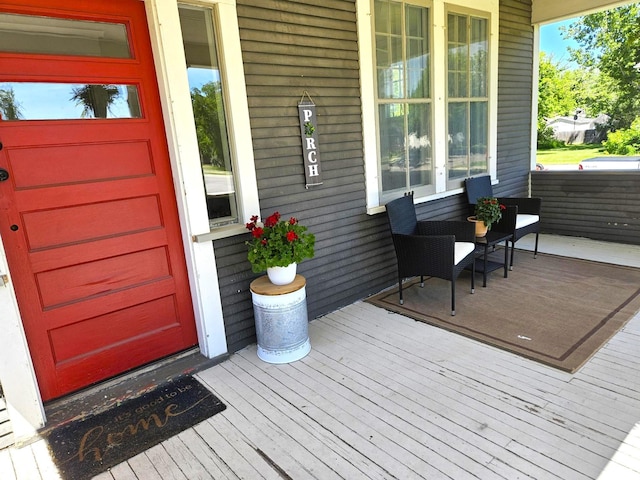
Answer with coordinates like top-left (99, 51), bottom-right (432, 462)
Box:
top-left (0, 0), bottom-right (255, 442)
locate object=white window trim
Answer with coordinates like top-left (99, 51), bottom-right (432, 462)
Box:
top-left (195, 0), bottom-right (260, 241)
top-left (358, 0), bottom-right (499, 213)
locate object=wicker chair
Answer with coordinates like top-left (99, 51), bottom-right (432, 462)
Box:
top-left (385, 193), bottom-right (476, 316)
top-left (465, 175), bottom-right (541, 269)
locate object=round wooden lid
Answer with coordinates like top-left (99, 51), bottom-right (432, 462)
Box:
top-left (250, 274), bottom-right (306, 295)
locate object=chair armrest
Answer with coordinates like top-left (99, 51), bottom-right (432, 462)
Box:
top-left (416, 220), bottom-right (476, 242)
top-left (492, 205), bottom-right (517, 235)
top-left (498, 197), bottom-right (541, 215)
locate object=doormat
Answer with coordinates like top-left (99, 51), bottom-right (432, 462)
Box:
top-left (47, 376), bottom-right (226, 480)
top-left (366, 251), bottom-right (640, 373)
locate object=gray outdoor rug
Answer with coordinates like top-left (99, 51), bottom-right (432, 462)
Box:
top-left (366, 250), bottom-right (640, 372)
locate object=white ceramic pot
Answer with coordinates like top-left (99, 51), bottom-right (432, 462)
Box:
top-left (266, 263), bottom-right (297, 285)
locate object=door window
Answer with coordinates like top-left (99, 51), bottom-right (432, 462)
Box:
top-left (0, 13), bottom-right (131, 58)
top-left (0, 83), bottom-right (141, 120)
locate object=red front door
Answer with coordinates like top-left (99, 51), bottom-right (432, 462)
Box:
top-left (0, 0), bottom-right (198, 401)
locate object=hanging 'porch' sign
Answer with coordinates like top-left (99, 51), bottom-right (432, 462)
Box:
top-left (298, 92), bottom-right (323, 188)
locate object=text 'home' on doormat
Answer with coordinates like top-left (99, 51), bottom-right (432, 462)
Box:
top-left (47, 375), bottom-right (226, 480)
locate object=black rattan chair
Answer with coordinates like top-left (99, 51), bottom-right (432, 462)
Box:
top-left (386, 193), bottom-right (475, 316)
top-left (465, 175), bottom-right (540, 269)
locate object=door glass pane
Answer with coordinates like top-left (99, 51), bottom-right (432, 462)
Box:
top-left (405, 5), bottom-right (429, 99)
top-left (179, 5), bottom-right (237, 228)
top-left (376, 0), bottom-right (403, 100)
top-left (0, 83), bottom-right (141, 120)
top-left (470, 101), bottom-right (488, 174)
top-left (470, 17), bottom-right (488, 97)
top-left (448, 102), bottom-right (468, 180)
top-left (379, 103), bottom-right (407, 192)
top-left (0, 13), bottom-right (131, 58)
top-left (379, 102), bottom-right (433, 193)
top-left (407, 103), bottom-right (432, 187)
top-left (448, 14), bottom-right (468, 98)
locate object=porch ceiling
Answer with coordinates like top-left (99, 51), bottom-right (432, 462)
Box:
top-left (532, 0), bottom-right (634, 24)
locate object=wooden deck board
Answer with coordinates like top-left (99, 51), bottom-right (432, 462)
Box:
top-left (8, 441), bottom-right (41, 480)
top-left (0, 448), bottom-right (17, 480)
top-left (313, 306), bottom-right (597, 480)
top-left (105, 460), bottom-right (137, 479)
top-left (223, 352), bottom-right (433, 479)
top-left (206, 360), bottom-right (384, 479)
top-left (3, 288), bottom-right (640, 479)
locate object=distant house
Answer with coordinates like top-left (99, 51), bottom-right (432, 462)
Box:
top-left (546, 112), bottom-right (610, 144)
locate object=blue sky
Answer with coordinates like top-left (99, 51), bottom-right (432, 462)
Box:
top-left (539, 19), bottom-right (580, 68)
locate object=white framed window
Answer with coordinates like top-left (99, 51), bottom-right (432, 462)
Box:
top-left (358, 0), bottom-right (498, 212)
top-left (177, 0), bottom-right (259, 240)
top-left (375, 0), bottom-right (434, 202)
top-left (179, 4), bottom-right (238, 229)
top-left (446, 8), bottom-right (490, 187)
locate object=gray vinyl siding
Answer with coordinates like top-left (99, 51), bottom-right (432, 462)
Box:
top-left (532, 171), bottom-right (640, 245)
top-left (216, 0), bottom-right (395, 353)
top-left (215, 0), bottom-right (536, 353)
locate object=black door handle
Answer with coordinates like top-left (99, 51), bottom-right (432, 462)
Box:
top-left (0, 168), bottom-right (8, 182)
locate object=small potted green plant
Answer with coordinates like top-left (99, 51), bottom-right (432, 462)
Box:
top-left (468, 196), bottom-right (506, 236)
top-left (245, 212), bottom-right (315, 285)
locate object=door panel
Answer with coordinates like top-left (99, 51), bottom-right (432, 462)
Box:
top-left (8, 141), bottom-right (152, 187)
top-left (0, 0), bottom-right (197, 400)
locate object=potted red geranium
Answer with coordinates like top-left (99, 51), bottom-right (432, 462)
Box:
top-left (468, 196), bottom-right (506, 237)
top-left (245, 212), bottom-right (315, 285)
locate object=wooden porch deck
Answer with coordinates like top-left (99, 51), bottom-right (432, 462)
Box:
top-left (2, 235), bottom-right (640, 479)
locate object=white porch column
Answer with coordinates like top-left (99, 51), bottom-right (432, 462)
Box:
top-left (0, 235), bottom-right (45, 443)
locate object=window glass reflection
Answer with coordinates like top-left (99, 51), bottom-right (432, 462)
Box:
top-left (446, 12), bottom-right (489, 181)
top-left (0, 83), bottom-right (141, 120)
top-left (179, 4), bottom-right (237, 228)
top-left (0, 13), bottom-right (131, 58)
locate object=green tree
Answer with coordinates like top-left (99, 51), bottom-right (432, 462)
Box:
top-left (564, 4), bottom-right (640, 129)
top-left (70, 84), bottom-right (120, 118)
top-left (537, 52), bottom-right (575, 122)
top-left (603, 117), bottom-right (640, 154)
top-left (191, 81), bottom-right (227, 169)
top-left (0, 87), bottom-right (22, 120)
top-left (566, 68), bottom-right (616, 119)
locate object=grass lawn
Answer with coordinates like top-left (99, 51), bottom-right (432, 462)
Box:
top-left (536, 145), bottom-right (606, 166)
top-left (202, 164), bottom-right (229, 175)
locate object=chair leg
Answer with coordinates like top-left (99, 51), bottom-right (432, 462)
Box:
top-left (398, 275), bottom-right (404, 305)
top-left (420, 275), bottom-right (424, 287)
top-left (451, 279), bottom-right (456, 316)
top-left (534, 232), bottom-right (539, 259)
top-left (471, 259), bottom-right (475, 294)
top-left (510, 239), bottom-right (515, 271)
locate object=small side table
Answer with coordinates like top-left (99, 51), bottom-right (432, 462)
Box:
top-left (474, 231), bottom-right (512, 287)
top-left (250, 274), bottom-right (311, 364)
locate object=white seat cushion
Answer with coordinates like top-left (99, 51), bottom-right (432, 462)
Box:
top-left (454, 242), bottom-right (475, 265)
top-left (516, 214), bottom-right (539, 229)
